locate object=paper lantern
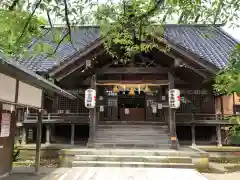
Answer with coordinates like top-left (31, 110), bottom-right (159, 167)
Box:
top-left (113, 86), bottom-right (119, 93)
top-left (144, 85), bottom-right (151, 93)
top-left (129, 88), bottom-right (135, 96)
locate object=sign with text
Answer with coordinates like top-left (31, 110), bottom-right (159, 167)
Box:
top-left (84, 88), bottom-right (96, 109)
top-left (168, 89), bottom-right (181, 109)
top-left (0, 113), bottom-right (11, 137)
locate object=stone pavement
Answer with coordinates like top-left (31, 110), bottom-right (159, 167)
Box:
top-left (203, 172), bottom-right (240, 180)
top-left (1, 167), bottom-right (239, 180)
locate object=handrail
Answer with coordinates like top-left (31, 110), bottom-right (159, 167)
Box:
top-left (26, 112), bottom-right (89, 116)
top-left (24, 112), bottom-right (89, 123)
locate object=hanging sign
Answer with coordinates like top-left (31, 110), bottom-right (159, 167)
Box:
top-left (152, 106), bottom-right (157, 113)
top-left (84, 88), bottom-right (96, 109)
top-left (0, 113), bottom-right (11, 137)
top-left (168, 89), bottom-right (181, 109)
top-left (157, 103), bottom-right (163, 110)
top-left (125, 108), bottom-right (130, 115)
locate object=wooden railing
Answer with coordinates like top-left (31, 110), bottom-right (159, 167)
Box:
top-left (22, 112), bottom-right (239, 125)
top-left (176, 113), bottom-right (239, 125)
top-left (23, 113), bottom-right (89, 124)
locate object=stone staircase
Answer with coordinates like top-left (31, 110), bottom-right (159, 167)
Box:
top-left (70, 149), bottom-right (194, 168)
top-left (94, 123), bottom-right (170, 148)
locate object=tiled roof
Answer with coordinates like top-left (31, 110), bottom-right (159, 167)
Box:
top-left (164, 25), bottom-right (238, 69)
top-left (0, 53), bottom-right (75, 100)
top-left (19, 26), bottom-right (100, 72)
top-left (19, 25), bottom-right (239, 72)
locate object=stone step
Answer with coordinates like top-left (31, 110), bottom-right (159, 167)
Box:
top-left (93, 143), bottom-right (170, 148)
top-left (59, 148), bottom-right (201, 157)
top-left (94, 138), bottom-right (169, 141)
top-left (95, 138), bottom-right (169, 141)
top-left (72, 160), bottom-right (194, 168)
top-left (97, 127), bottom-right (168, 130)
top-left (99, 121), bottom-right (167, 125)
top-left (74, 155), bottom-right (192, 163)
top-left (94, 140), bottom-right (169, 143)
top-left (97, 132), bottom-right (168, 134)
top-left (98, 124), bottom-right (168, 127)
top-left (96, 134), bottom-right (169, 137)
top-left (97, 129), bottom-right (168, 131)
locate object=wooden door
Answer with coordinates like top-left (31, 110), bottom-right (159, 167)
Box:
top-left (119, 108), bottom-right (145, 121)
top-left (118, 92), bottom-right (146, 121)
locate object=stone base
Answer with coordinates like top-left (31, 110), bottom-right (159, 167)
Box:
top-left (58, 148), bottom-right (208, 169)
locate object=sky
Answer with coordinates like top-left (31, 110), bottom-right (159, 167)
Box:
top-left (223, 26), bottom-right (240, 41)
top-left (41, 0), bottom-right (240, 42)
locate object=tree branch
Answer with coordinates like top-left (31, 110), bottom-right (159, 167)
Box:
top-left (213, 0), bottom-right (223, 24)
top-left (51, 31), bottom-right (69, 55)
top-left (178, 12), bottom-right (184, 24)
top-left (194, 14), bottom-right (200, 23)
top-left (15, 0), bottom-right (42, 46)
top-left (9, 0), bottom-right (20, 10)
top-left (134, 0), bottom-right (165, 22)
top-left (162, 8), bottom-right (171, 23)
top-left (47, 10), bottom-right (53, 27)
top-left (63, 0), bottom-right (77, 51)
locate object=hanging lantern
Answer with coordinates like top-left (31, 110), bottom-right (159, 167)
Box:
top-left (113, 86), bottom-right (119, 93)
top-left (144, 85), bottom-right (151, 93)
top-left (129, 88), bottom-right (135, 96)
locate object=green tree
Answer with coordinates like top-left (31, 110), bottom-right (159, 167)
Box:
top-left (0, 0), bottom-right (47, 58)
top-left (1, 0), bottom-right (240, 60)
top-left (214, 46), bottom-right (240, 95)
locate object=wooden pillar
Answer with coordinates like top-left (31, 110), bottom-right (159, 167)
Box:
top-left (35, 109), bottom-right (43, 174)
top-left (191, 124), bottom-right (196, 146)
top-left (45, 125), bottom-right (50, 145)
top-left (168, 72), bottom-right (178, 149)
top-left (21, 126), bottom-right (27, 145)
top-left (51, 125), bottom-right (56, 142)
top-left (191, 113), bottom-right (196, 146)
top-left (215, 114), bottom-right (222, 146)
top-left (70, 123), bottom-right (75, 145)
top-left (88, 74), bottom-right (97, 147)
top-left (216, 125), bottom-right (222, 146)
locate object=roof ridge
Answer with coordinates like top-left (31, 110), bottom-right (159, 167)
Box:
top-left (163, 24), bottom-right (223, 28)
top-left (42, 24), bottom-right (223, 29)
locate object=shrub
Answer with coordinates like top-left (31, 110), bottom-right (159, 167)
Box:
top-left (13, 144), bottom-right (20, 162)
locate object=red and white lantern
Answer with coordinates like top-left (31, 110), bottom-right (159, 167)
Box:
top-left (168, 89), bottom-right (181, 109)
top-left (84, 88), bottom-right (96, 109)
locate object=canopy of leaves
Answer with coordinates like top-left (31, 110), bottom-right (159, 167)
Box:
top-left (214, 45), bottom-right (240, 95)
top-left (96, 0), bottom-right (165, 63)
top-left (94, 0), bottom-right (240, 63)
top-left (0, 9), bottom-right (44, 57)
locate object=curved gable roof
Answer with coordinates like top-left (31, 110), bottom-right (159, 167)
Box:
top-left (164, 25), bottom-right (238, 69)
top-left (19, 24), bottom-right (239, 72)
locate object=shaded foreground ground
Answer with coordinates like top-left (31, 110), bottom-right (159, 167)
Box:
top-left (203, 172), bottom-right (239, 180)
top-left (1, 167), bottom-right (239, 180)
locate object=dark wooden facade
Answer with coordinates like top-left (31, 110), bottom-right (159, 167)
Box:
top-left (16, 42), bottom-right (239, 148)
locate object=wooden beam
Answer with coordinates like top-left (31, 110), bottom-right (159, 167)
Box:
top-left (96, 67), bottom-right (169, 75)
top-left (168, 72), bottom-right (179, 150)
top-left (164, 51), bottom-right (210, 79)
top-left (35, 109), bottom-right (43, 174)
top-left (87, 75), bottom-right (96, 148)
top-left (56, 49), bottom-right (105, 82)
top-left (96, 78), bottom-right (187, 85)
top-left (167, 42), bottom-right (218, 73)
top-left (49, 38), bottom-right (103, 76)
top-left (96, 80), bottom-right (169, 86)
top-left (153, 36), bottom-right (219, 73)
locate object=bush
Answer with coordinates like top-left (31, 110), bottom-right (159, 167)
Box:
top-left (13, 144), bottom-right (20, 162)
